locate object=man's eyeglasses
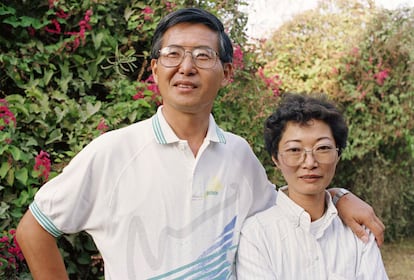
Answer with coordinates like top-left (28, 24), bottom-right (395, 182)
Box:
top-left (278, 145), bottom-right (339, 167)
top-left (157, 45), bottom-right (219, 69)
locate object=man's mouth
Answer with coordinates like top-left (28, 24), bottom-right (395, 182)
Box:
top-left (174, 81), bottom-right (197, 89)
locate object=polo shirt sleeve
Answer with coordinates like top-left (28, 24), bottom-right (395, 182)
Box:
top-left (236, 216), bottom-right (276, 279)
top-left (239, 139), bottom-right (276, 216)
top-left (30, 134), bottom-right (116, 236)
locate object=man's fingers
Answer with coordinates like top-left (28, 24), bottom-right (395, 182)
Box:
top-left (348, 214), bottom-right (385, 246)
top-left (370, 215), bottom-right (385, 246)
top-left (348, 220), bottom-right (369, 243)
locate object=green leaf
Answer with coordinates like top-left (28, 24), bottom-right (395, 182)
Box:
top-left (85, 102), bottom-right (101, 119)
top-left (77, 252), bottom-right (92, 265)
top-left (46, 129), bottom-right (63, 145)
top-left (93, 32), bottom-right (105, 49)
top-left (6, 167), bottom-right (14, 186)
top-left (0, 4), bottom-right (16, 16)
top-left (43, 69), bottom-right (54, 86)
top-left (2, 15), bottom-right (19, 27)
top-left (0, 162), bottom-right (11, 179)
top-left (15, 167), bottom-right (28, 185)
top-left (0, 201), bottom-right (10, 220)
top-left (8, 145), bottom-right (22, 160)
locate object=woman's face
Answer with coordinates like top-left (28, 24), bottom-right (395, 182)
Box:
top-left (274, 119), bottom-right (339, 200)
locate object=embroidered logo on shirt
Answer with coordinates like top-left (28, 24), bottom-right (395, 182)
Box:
top-left (204, 177), bottom-right (223, 197)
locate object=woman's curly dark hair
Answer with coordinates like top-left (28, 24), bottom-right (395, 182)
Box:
top-left (264, 93), bottom-right (348, 158)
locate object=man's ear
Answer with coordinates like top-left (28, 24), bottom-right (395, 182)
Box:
top-left (221, 62), bottom-right (233, 87)
top-left (151, 59), bottom-right (159, 84)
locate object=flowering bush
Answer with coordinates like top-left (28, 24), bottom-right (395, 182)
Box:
top-left (34, 151), bottom-right (51, 182)
top-left (0, 99), bottom-right (16, 131)
top-left (0, 229), bottom-right (28, 278)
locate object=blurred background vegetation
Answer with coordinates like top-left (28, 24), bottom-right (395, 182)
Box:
top-left (0, 0), bottom-right (413, 278)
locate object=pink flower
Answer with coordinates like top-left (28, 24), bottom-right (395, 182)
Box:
top-left (351, 47), bottom-right (359, 56)
top-left (45, 19), bottom-right (61, 34)
top-left (0, 99), bottom-right (16, 130)
top-left (48, 0), bottom-right (56, 8)
top-left (56, 9), bottom-right (69, 19)
top-left (0, 236), bottom-right (9, 243)
top-left (97, 118), bottom-right (109, 134)
top-left (165, 2), bottom-right (176, 12)
top-left (27, 27), bottom-right (36, 37)
top-left (64, 9), bottom-right (93, 51)
top-left (257, 68), bottom-right (282, 97)
top-left (145, 75), bottom-right (160, 95)
top-left (232, 45), bottom-right (244, 71)
top-left (143, 6), bottom-right (153, 21)
top-left (133, 91), bottom-right (145, 100)
top-left (34, 150), bottom-right (51, 181)
top-left (373, 69), bottom-right (389, 86)
top-left (358, 91), bottom-right (368, 100)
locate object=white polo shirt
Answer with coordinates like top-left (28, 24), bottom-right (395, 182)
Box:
top-left (30, 106), bottom-right (276, 279)
top-left (236, 187), bottom-right (389, 279)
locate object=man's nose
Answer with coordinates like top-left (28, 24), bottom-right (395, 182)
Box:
top-left (179, 52), bottom-right (196, 74)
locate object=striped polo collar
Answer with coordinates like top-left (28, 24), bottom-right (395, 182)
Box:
top-left (152, 106), bottom-right (226, 144)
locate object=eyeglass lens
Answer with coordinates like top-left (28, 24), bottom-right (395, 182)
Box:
top-left (280, 146), bottom-right (338, 166)
top-left (158, 46), bottom-right (218, 69)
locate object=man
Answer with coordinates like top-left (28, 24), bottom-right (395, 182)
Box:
top-left (16, 8), bottom-right (384, 279)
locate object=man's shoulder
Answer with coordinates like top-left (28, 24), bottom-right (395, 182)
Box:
top-left (86, 117), bottom-right (153, 152)
top-left (219, 129), bottom-right (251, 147)
top-left (243, 205), bottom-right (285, 231)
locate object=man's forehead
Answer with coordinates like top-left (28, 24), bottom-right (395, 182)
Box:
top-left (161, 23), bottom-right (219, 51)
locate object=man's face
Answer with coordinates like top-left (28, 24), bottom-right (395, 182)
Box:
top-left (151, 23), bottom-right (232, 116)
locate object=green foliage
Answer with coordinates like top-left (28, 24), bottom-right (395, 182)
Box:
top-left (260, 0), bottom-right (376, 94)
top-left (262, 0), bottom-right (414, 241)
top-left (336, 7), bottom-right (414, 159)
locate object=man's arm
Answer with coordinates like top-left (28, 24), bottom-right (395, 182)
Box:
top-left (329, 188), bottom-right (385, 246)
top-left (16, 210), bottom-right (68, 280)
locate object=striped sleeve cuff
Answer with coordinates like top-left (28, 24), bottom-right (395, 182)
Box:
top-left (29, 202), bottom-right (64, 237)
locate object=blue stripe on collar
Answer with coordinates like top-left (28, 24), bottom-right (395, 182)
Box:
top-left (152, 114), bottom-right (167, 144)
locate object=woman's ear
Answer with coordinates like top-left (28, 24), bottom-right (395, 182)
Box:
top-left (271, 155), bottom-right (280, 169)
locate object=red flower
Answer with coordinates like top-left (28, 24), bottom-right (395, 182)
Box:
top-left (0, 99), bottom-right (16, 130)
top-left (48, 0), bottom-right (56, 8)
top-left (27, 27), bottom-right (36, 37)
top-left (257, 68), bottom-right (282, 97)
top-left (143, 6), bottom-right (153, 21)
top-left (56, 9), bottom-right (69, 19)
top-left (45, 19), bottom-right (61, 34)
top-left (165, 2), bottom-right (176, 12)
top-left (34, 150), bottom-right (51, 181)
top-left (64, 9), bottom-right (93, 51)
top-left (373, 69), bottom-right (389, 86)
top-left (97, 118), bottom-right (109, 134)
top-left (145, 75), bottom-right (160, 95)
top-left (232, 45), bottom-right (245, 71)
top-left (133, 91), bottom-right (145, 100)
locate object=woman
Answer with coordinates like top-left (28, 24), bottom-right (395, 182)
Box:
top-left (236, 93), bottom-right (388, 279)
